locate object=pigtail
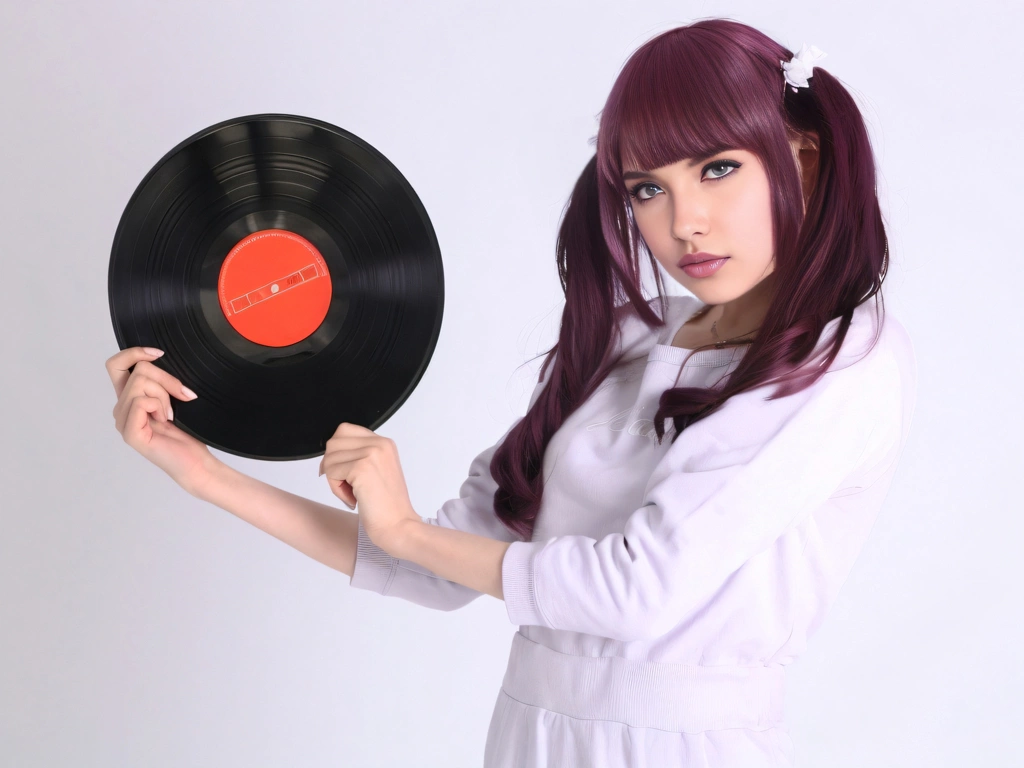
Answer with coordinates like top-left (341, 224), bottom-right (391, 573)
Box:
top-left (489, 155), bottom-right (649, 541)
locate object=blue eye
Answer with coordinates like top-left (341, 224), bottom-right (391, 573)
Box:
top-left (628, 183), bottom-right (660, 203)
top-left (703, 159), bottom-right (741, 180)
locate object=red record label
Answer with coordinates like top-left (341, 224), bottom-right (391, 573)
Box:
top-left (217, 228), bottom-right (332, 347)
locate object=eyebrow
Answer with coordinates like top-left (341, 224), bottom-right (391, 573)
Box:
top-left (621, 150), bottom-right (726, 181)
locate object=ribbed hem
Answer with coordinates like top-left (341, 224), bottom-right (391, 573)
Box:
top-left (647, 343), bottom-right (742, 367)
top-left (348, 516), bottom-right (436, 593)
top-left (348, 517), bottom-right (397, 594)
top-left (502, 540), bottom-right (545, 627)
top-left (501, 631), bottom-right (786, 733)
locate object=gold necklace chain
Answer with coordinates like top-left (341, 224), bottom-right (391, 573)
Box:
top-left (704, 306), bottom-right (760, 348)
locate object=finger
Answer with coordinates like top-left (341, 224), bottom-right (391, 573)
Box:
top-left (132, 359), bottom-right (199, 405)
top-left (320, 454), bottom-right (367, 508)
top-left (106, 347), bottom-right (165, 397)
top-left (319, 446), bottom-right (374, 477)
top-left (338, 479), bottom-right (356, 508)
top-left (332, 421), bottom-right (375, 439)
top-left (324, 469), bottom-right (356, 508)
top-left (107, 348), bottom-right (200, 405)
top-left (323, 432), bottom-right (378, 454)
top-left (122, 394), bottom-right (166, 449)
top-left (115, 376), bottom-right (175, 434)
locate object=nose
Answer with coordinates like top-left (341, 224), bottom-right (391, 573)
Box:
top-left (670, 194), bottom-right (708, 242)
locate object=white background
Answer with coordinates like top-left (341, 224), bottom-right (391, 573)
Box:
top-left (1, 1), bottom-right (1019, 766)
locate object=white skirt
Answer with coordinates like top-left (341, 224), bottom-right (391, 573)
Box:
top-left (483, 632), bottom-right (795, 767)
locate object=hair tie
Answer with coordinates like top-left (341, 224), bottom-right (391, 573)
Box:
top-left (781, 43), bottom-right (827, 93)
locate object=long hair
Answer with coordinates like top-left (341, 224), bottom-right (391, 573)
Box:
top-left (491, 18), bottom-right (890, 542)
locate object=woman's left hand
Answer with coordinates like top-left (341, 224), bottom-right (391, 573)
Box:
top-left (319, 423), bottom-right (419, 552)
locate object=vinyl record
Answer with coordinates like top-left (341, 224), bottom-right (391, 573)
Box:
top-left (108, 113), bottom-right (444, 461)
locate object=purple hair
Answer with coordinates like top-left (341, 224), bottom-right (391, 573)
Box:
top-left (490, 18), bottom-right (890, 542)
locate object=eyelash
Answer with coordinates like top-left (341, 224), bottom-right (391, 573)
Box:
top-left (627, 160), bottom-right (741, 205)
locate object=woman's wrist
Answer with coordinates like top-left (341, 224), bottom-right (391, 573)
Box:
top-left (380, 516), bottom-right (427, 559)
top-left (185, 452), bottom-right (361, 575)
top-left (186, 452), bottom-right (228, 499)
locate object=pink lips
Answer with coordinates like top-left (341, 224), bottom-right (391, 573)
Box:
top-left (678, 252), bottom-right (726, 267)
top-left (679, 253), bottom-right (729, 278)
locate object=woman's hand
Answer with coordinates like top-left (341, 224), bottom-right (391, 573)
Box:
top-left (319, 423), bottom-right (419, 551)
top-left (106, 347), bottom-right (215, 496)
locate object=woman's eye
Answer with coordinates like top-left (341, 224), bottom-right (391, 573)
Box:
top-left (628, 183), bottom-right (660, 203)
top-left (703, 160), bottom-right (740, 181)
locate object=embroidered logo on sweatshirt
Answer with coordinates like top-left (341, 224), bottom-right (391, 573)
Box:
top-left (586, 405), bottom-right (666, 444)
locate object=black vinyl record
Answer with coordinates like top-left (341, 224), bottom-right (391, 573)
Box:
top-left (108, 113), bottom-right (444, 461)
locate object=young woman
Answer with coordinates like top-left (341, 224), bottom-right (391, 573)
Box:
top-left (107, 17), bottom-right (917, 768)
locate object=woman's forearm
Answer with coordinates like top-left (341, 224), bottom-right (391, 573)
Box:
top-left (190, 459), bottom-right (359, 577)
top-left (389, 519), bottom-right (512, 600)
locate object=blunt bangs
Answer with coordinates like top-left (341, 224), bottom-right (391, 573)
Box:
top-left (599, 30), bottom-right (783, 194)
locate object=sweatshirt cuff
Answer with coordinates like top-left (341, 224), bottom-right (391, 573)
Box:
top-left (502, 540), bottom-right (546, 627)
top-left (349, 515), bottom-right (435, 594)
top-left (349, 517), bottom-right (398, 594)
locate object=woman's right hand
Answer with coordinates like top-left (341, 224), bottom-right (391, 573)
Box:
top-left (106, 346), bottom-right (216, 496)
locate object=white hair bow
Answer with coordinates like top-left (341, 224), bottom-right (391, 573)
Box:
top-left (781, 43), bottom-right (827, 93)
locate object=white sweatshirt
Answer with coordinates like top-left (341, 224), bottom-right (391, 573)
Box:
top-left (349, 293), bottom-right (918, 669)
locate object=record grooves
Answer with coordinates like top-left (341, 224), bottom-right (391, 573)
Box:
top-left (108, 114), bottom-right (444, 461)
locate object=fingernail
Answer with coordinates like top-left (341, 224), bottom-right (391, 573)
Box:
top-left (182, 386), bottom-right (198, 400)
top-left (166, 406), bottom-right (174, 421)
top-left (145, 347), bottom-right (165, 357)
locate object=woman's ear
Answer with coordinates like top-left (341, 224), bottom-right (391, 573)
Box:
top-left (790, 130), bottom-right (820, 212)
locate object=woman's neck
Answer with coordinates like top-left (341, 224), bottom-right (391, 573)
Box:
top-left (706, 274), bottom-right (776, 340)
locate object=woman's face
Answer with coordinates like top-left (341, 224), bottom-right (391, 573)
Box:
top-left (621, 146), bottom-right (788, 306)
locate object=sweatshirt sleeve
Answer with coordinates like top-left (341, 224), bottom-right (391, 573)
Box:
top-left (500, 340), bottom-right (908, 642)
top-left (348, 355), bottom-right (555, 611)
